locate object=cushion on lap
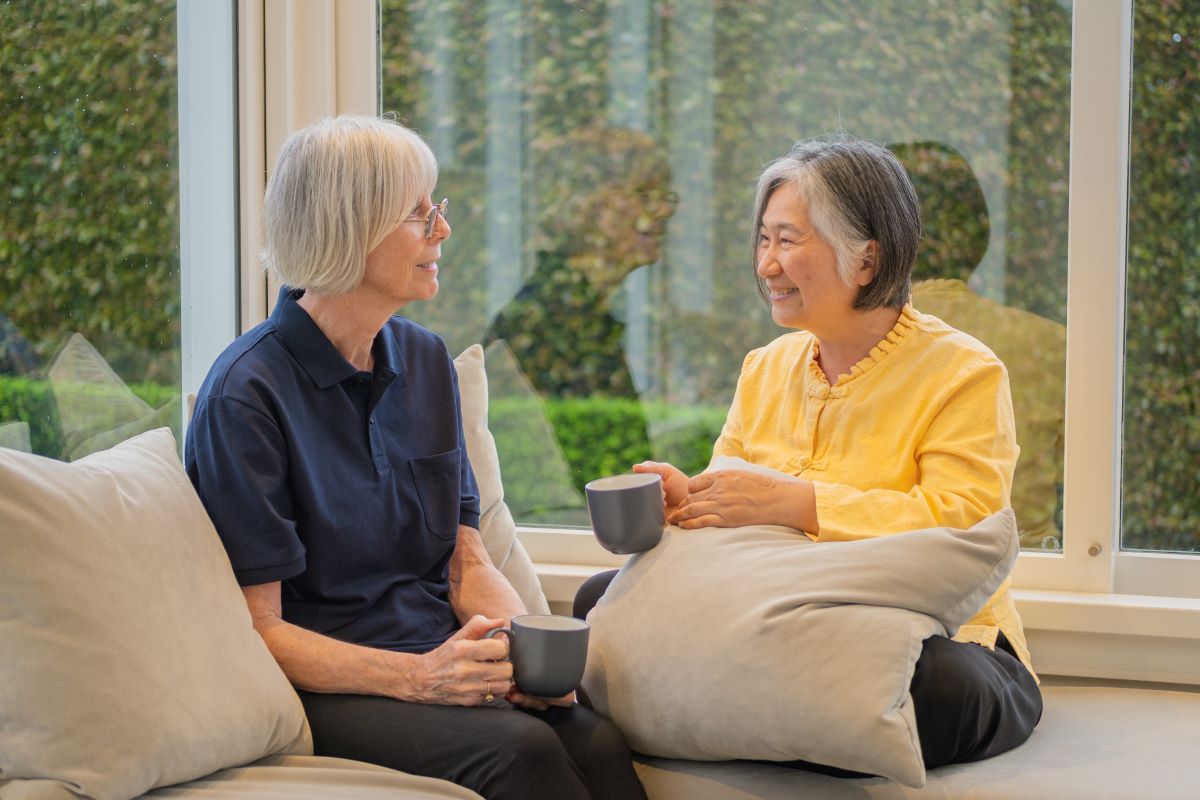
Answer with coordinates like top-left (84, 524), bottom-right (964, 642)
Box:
top-left (0, 428), bottom-right (311, 800)
top-left (581, 458), bottom-right (1018, 787)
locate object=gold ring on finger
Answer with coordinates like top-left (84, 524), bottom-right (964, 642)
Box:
top-left (485, 681), bottom-right (494, 703)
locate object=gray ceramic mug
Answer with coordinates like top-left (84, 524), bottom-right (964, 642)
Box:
top-left (585, 472), bottom-right (666, 554)
top-left (484, 614), bottom-right (590, 698)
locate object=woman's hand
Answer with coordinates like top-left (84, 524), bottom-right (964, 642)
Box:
top-left (399, 615), bottom-right (515, 706)
top-left (669, 469), bottom-right (818, 533)
top-left (633, 460), bottom-right (690, 518)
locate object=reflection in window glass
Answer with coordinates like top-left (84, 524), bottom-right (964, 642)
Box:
top-left (1122, 2), bottom-right (1200, 553)
top-left (0, 2), bottom-right (181, 461)
top-left (381, 1), bottom-right (1070, 537)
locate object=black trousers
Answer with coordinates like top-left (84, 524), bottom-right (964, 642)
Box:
top-left (299, 691), bottom-right (648, 800)
top-left (575, 569), bottom-right (1043, 772)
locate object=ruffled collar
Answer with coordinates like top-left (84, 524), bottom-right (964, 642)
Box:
top-left (807, 304), bottom-right (921, 387)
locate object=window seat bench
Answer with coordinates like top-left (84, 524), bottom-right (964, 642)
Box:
top-left (632, 676), bottom-right (1200, 799)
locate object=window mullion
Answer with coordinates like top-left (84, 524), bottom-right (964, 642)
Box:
top-left (1013, 0), bottom-right (1133, 593)
top-left (179, 0), bottom-right (240, 402)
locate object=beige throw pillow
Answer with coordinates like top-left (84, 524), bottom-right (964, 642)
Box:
top-left (453, 344), bottom-right (550, 615)
top-left (0, 428), bottom-right (311, 800)
top-left (581, 460), bottom-right (1018, 787)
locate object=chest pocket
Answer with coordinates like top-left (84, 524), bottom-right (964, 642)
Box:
top-left (409, 450), bottom-right (461, 542)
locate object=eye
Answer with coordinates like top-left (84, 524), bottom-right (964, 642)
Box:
top-left (757, 232), bottom-right (769, 246)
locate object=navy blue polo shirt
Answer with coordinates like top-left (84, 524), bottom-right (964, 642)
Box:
top-left (185, 287), bottom-right (480, 654)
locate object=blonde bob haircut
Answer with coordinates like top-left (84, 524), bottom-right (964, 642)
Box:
top-left (262, 115), bottom-right (438, 295)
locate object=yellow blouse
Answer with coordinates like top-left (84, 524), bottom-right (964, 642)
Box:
top-left (712, 305), bottom-right (1034, 676)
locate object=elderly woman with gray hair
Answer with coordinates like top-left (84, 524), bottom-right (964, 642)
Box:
top-left (580, 136), bottom-right (1042, 771)
top-left (185, 115), bottom-right (646, 800)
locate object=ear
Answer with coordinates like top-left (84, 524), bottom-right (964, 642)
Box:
top-left (854, 241), bottom-right (880, 287)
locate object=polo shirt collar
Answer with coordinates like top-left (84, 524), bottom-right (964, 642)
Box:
top-left (372, 318), bottom-right (404, 388)
top-left (272, 286), bottom-right (406, 391)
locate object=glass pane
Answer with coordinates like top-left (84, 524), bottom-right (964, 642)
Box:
top-left (380, 0), bottom-right (1071, 538)
top-left (1122, 1), bottom-right (1200, 554)
top-left (0, 2), bottom-right (181, 461)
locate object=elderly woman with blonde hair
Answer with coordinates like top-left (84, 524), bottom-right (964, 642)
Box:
top-left (186, 115), bottom-right (646, 800)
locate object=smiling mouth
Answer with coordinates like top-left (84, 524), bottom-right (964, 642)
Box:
top-left (416, 262), bottom-right (438, 272)
top-left (769, 287), bottom-right (798, 301)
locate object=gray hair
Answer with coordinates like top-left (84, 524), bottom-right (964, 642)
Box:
top-left (751, 137), bottom-right (921, 311)
top-left (262, 115), bottom-right (438, 294)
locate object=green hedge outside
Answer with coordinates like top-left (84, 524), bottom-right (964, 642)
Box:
top-left (489, 396), bottom-right (726, 520)
top-left (0, 376), bottom-right (177, 458)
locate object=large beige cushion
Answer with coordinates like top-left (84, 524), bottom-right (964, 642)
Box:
top-left (582, 458), bottom-right (1018, 787)
top-left (453, 344), bottom-right (550, 615)
top-left (0, 428), bottom-right (311, 800)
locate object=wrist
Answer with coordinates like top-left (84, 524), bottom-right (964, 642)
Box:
top-left (779, 480), bottom-right (817, 533)
top-left (385, 650), bottom-right (424, 702)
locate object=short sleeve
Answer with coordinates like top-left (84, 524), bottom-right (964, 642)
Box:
top-left (185, 394), bottom-right (306, 585)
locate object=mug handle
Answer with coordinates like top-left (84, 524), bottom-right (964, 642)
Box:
top-left (483, 627), bottom-right (513, 647)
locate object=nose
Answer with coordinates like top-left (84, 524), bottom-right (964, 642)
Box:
top-left (756, 241), bottom-right (779, 278)
top-left (432, 211), bottom-right (451, 242)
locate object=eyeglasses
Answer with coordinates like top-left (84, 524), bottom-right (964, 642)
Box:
top-left (406, 198), bottom-right (449, 239)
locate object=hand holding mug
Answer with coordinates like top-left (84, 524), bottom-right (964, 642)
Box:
top-left (484, 614), bottom-right (589, 701)
top-left (404, 615), bottom-right (514, 706)
top-left (633, 460), bottom-right (689, 516)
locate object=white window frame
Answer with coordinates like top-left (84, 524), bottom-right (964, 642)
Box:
top-left (240, 0), bottom-right (380, 325)
top-left (214, 0), bottom-right (1200, 683)
top-left (179, 0), bottom-right (240, 403)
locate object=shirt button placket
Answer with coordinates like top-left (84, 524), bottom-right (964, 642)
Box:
top-left (368, 416), bottom-right (388, 472)
top-left (793, 383), bottom-right (827, 474)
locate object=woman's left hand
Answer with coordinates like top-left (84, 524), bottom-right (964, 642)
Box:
top-left (504, 688), bottom-right (575, 711)
top-left (669, 469), bottom-right (815, 532)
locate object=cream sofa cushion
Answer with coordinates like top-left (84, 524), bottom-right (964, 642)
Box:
top-left (134, 756), bottom-right (483, 799)
top-left (582, 457), bottom-right (1018, 787)
top-left (0, 428), bottom-right (311, 800)
top-left (453, 344), bottom-right (550, 614)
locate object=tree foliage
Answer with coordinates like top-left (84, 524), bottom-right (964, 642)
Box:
top-left (1121, 2), bottom-right (1200, 551)
top-left (0, 1), bottom-right (179, 383)
top-left (1, 1), bottom-right (1195, 550)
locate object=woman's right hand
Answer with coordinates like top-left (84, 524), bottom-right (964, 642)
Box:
top-left (633, 460), bottom-right (690, 518)
top-left (398, 615), bottom-right (514, 706)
